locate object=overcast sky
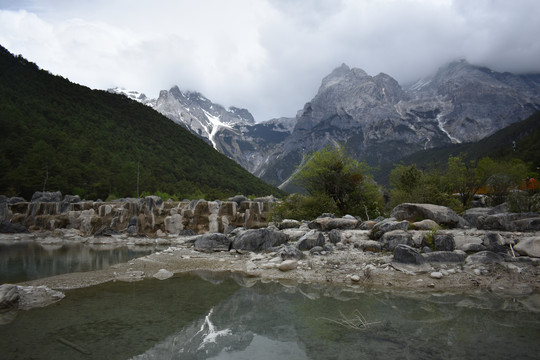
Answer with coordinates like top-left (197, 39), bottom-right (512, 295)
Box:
top-left (1, 0), bottom-right (539, 121)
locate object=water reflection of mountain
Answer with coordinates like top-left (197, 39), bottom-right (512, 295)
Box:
top-left (132, 274), bottom-right (540, 360)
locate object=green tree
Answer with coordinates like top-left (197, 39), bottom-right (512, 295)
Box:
top-left (292, 145), bottom-right (382, 218)
top-left (478, 157), bottom-right (529, 205)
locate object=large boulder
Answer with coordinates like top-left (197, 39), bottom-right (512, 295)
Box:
top-left (232, 228), bottom-right (289, 252)
top-left (514, 237), bottom-right (540, 258)
top-left (391, 203), bottom-right (461, 228)
top-left (30, 191), bottom-right (62, 203)
top-left (328, 229), bottom-right (342, 244)
top-left (433, 233), bottom-right (455, 251)
top-left (483, 232), bottom-right (507, 253)
top-left (194, 233), bottom-right (231, 252)
top-left (308, 217), bottom-right (358, 231)
top-left (370, 218), bottom-right (409, 240)
top-left (462, 208), bottom-right (492, 228)
top-left (477, 212), bottom-right (540, 232)
top-left (296, 230), bottom-right (325, 251)
top-left (380, 230), bottom-right (413, 251)
top-left (0, 284), bottom-right (20, 310)
top-left (466, 251), bottom-right (505, 264)
top-left (393, 244), bottom-right (425, 264)
top-left (422, 251), bottom-right (466, 263)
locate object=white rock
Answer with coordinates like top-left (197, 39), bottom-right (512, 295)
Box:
top-left (350, 275), bottom-right (361, 282)
top-left (278, 260), bottom-right (298, 272)
top-left (153, 269), bottom-right (174, 280)
top-left (430, 272), bottom-right (443, 279)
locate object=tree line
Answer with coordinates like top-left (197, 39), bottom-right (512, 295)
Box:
top-left (272, 145), bottom-right (539, 221)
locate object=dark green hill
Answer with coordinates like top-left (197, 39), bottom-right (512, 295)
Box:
top-left (0, 45), bottom-right (285, 200)
top-left (375, 110), bottom-right (540, 185)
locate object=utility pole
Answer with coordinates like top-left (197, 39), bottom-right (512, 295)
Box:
top-left (42, 164), bottom-right (48, 192)
top-left (137, 162), bottom-right (140, 198)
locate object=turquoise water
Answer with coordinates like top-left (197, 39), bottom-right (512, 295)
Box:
top-left (0, 240), bottom-right (156, 283)
top-left (0, 272), bottom-right (538, 359)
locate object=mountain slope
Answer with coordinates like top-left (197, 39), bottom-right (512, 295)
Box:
top-left (375, 110), bottom-right (540, 184)
top-left (0, 45), bottom-right (285, 200)
top-left (111, 86), bottom-right (297, 174)
top-left (258, 62), bottom-right (540, 189)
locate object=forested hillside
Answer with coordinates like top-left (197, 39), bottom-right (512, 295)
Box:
top-left (375, 110), bottom-right (540, 185)
top-left (0, 45), bottom-right (284, 200)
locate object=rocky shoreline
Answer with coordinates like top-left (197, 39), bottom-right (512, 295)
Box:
top-left (1, 201), bottom-right (540, 314)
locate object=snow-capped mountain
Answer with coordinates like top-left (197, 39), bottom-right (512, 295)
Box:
top-left (257, 61), bottom-right (540, 189)
top-left (108, 87), bottom-right (156, 107)
top-left (109, 86), bottom-right (296, 174)
top-left (110, 60), bottom-right (540, 190)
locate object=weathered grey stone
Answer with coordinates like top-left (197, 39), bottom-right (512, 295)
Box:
top-left (228, 195), bottom-right (249, 205)
top-left (278, 259), bottom-right (298, 271)
top-left (380, 230), bottom-right (413, 251)
top-left (194, 233), bottom-right (231, 252)
top-left (433, 233), bottom-right (455, 251)
top-left (296, 230), bottom-right (325, 251)
top-left (422, 251), bottom-right (466, 263)
top-left (393, 244), bottom-right (425, 264)
top-left (466, 251), bottom-right (505, 264)
top-left (430, 271), bottom-right (443, 279)
top-left (278, 219), bottom-right (301, 230)
top-left (274, 244), bottom-right (304, 260)
top-left (483, 232), bottom-right (507, 253)
top-left (152, 269), bottom-right (174, 280)
top-left (232, 228), bottom-right (289, 252)
top-left (93, 225), bottom-right (120, 237)
top-left (308, 217), bottom-right (358, 231)
top-left (478, 212), bottom-right (540, 231)
top-left (309, 246), bottom-right (324, 255)
top-left (412, 219), bottom-right (439, 230)
top-left (462, 208), bottom-right (492, 228)
top-left (328, 229), bottom-right (342, 244)
top-left (31, 191), bottom-right (62, 203)
top-left (0, 284), bottom-right (20, 309)
top-left (370, 218), bottom-right (410, 240)
top-left (16, 285), bottom-right (65, 310)
top-left (391, 203), bottom-right (461, 228)
top-left (0, 221), bottom-right (29, 233)
top-left (354, 240), bottom-right (383, 252)
top-left (514, 237), bottom-right (540, 258)
top-left (461, 243), bottom-right (487, 252)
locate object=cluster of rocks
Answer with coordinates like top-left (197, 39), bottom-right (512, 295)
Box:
top-left (183, 203), bottom-right (539, 290)
top-left (0, 192), bottom-right (276, 236)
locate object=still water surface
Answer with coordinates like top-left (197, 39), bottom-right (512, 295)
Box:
top-left (0, 240), bottom-right (157, 283)
top-left (0, 271), bottom-right (538, 360)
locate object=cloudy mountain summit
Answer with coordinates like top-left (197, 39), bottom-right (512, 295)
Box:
top-left (258, 61), bottom-right (540, 188)
top-left (111, 60), bottom-right (540, 190)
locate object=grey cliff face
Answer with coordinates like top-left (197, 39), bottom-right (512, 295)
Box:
top-left (111, 61), bottom-right (540, 191)
top-left (259, 61), bottom-right (540, 189)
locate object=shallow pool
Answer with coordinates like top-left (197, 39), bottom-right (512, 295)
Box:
top-left (0, 272), bottom-right (538, 359)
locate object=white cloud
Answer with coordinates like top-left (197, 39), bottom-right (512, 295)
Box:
top-left (1, 0), bottom-right (539, 121)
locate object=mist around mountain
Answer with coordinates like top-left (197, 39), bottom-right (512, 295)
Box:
top-left (109, 60), bottom-right (540, 193)
top-left (0, 45), bottom-right (285, 200)
top-left (259, 61), bottom-right (540, 190)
